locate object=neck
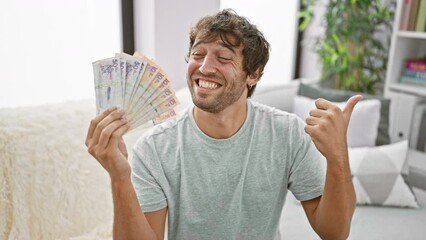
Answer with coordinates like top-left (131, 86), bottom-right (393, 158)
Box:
top-left (193, 96), bottom-right (248, 139)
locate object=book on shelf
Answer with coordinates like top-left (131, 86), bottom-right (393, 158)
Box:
top-left (404, 69), bottom-right (426, 78)
top-left (401, 76), bottom-right (426, 86)
top-left (400, 58), bottom-right (426, 86)
top-left (400, 0), bottom-right (426, 32)
top-left (405, 58), bottom-right (426, 71)
top-left (415, 0), bottom-right (426, 32)
top-left (400, 0), bottom-right (421, 30)
top-left (400, 0), bottom-right (413, 30)
top-left (408, 0), bottom-right (420, 30)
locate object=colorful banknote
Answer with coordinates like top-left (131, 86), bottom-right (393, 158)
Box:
top-left (92, 52), bottom-right (179, 132)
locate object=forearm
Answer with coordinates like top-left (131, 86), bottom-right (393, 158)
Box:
top-left (111, 180), bottom-right (158, 240)
top-left (314, 159), bottom-right (356, 240)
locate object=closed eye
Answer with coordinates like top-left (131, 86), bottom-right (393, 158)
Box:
top-left (218, 56), bottom-right (232, 62)
top-left (191, 53), bottom-right (205, 60)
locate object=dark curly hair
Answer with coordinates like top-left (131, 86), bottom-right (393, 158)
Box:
top-left (187, 9), bottom-right (270, 97)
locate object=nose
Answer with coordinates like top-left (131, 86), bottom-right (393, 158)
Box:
top-left (199, 55), bottom-right (217, 75)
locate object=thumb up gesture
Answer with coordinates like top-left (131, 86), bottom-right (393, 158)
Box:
top-left (304, 95), bottom-right (363, 162)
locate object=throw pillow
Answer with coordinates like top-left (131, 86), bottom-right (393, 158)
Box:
top-left (298, 83), bottom-right (391, 146)
top-left (293, 95), bottom-right (381, 147)
top-left (348, 140), bottom-right (419, 208)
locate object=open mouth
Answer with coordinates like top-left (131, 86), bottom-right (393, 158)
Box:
top-left (196, 79), bottom-right (221, 90)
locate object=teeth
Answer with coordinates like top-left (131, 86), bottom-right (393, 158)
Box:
top-left (199, 80), bottom-right (219, 89)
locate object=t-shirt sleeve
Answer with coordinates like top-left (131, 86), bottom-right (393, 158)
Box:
top-left (287, 118), bottom-right (326, 201)
top-left (131, 137), bottom-right (168, 212)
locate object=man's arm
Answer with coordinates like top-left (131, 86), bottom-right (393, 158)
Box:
top-left (112, 180), bottom-right (167, 239)
top-left (302, 95), bottom-right (362, 240)
top-left (301, 160), bottom-right (355, 240)
top-left (85, 108), bottom-right (166, 239)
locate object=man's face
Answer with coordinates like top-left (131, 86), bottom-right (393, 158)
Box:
top-left (187, 37), bottom-right (250, 113)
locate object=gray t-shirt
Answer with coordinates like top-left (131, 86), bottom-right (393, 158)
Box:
top-left (131, 100), bottom-right (325, 240)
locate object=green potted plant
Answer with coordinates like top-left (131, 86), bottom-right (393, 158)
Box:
top-left (299, 0), bottom-right (395, 94)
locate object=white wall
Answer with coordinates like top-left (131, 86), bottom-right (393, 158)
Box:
top-left (0, 0), bottom-right (122, 108)
top-left (134, 0), bottom-right (300, 89)
top-left (220, 0), bottom-right (300, 85)
top-left (134, 0), bottom-right (220, 90)
top-left (1, 0), bottom-right (301, 108)
top-left (298, 0), bottom-right (327, 81)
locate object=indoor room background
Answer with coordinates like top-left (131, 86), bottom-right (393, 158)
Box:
top-left (2, 1), bottom-right (426, 239)
top-left (0, 0), bottom-right (301, 109)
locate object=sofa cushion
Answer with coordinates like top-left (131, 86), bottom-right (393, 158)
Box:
top-left (348, 140), bottom-right (418, 208)
top-left (250, 81), bottom-right (300, 113)
top-left (292, 95), bottom-right (381, 147)
top-left (0, 99), bottom-right (115, 239)
top-left (298, 83), bottom-right (391, 146)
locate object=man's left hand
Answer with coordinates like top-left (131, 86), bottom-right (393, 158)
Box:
top-left (304, 95), bottom-right (363, 161)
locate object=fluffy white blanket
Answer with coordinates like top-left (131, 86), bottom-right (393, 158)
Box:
top-left (0, 87), bottom-right (191, 239)
top-left (0, 99), bottom-right (136, 239)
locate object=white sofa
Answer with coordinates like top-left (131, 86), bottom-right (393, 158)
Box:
top-left (1, 80), bottom-right (425, 239)
top-left (251, 81), bottom-right (426, 239)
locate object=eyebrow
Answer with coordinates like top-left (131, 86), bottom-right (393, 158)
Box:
top-left (192, 40), bottom-right (237, 54)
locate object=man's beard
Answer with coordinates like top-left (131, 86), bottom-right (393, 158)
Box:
top-left (189, 81), bottom-right (246, 113)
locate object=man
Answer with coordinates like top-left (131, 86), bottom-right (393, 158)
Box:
top-left (86, 9), bottom-right (359, 240)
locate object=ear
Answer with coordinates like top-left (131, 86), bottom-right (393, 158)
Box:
top-left (247, 68), bottom-right (262, 85)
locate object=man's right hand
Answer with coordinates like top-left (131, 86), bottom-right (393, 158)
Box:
top-left (85, 108), bottom-right (166, 240)
top-left (85, 108), bottom-right (131, 182)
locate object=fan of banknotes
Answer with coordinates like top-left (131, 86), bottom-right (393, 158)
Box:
top-left (92, 52), bottom-right (179, 132)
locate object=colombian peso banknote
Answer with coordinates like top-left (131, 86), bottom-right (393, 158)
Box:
top-left (92, 52), bottom-right (180, 132)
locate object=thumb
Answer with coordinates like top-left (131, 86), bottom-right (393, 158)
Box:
top-left (342, 95), bottom-right (363, 122)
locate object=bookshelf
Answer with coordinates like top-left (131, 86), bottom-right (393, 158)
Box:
top-left (397, 31), bottom-right (426, 39)
top-left (384, 0), bottom-right (426, 149)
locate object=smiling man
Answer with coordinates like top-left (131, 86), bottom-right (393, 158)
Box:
top-left (86, 9), bottom-right (359, 240)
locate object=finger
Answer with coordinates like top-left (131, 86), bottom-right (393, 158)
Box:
top-left (314, 98), bottom-right (334, 110)
top-left (97, 118), bottom-right (128, 151)
top-left (108, 124), bottom-right (131, 151)
top-left (92, 109), bottom-right (126, 146)
top-left (309, 109), bottom-right (327, 118)
top-left (342, 95), bottom-right (363, 121)
top-left (85, 107), bottom-right (117, 146)
top-left (305, 116), bottom-right (322, 126)
top-left (97, 116), bottom-right (128, 150)
top-left (304, 124), bottom-right (318, 137)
